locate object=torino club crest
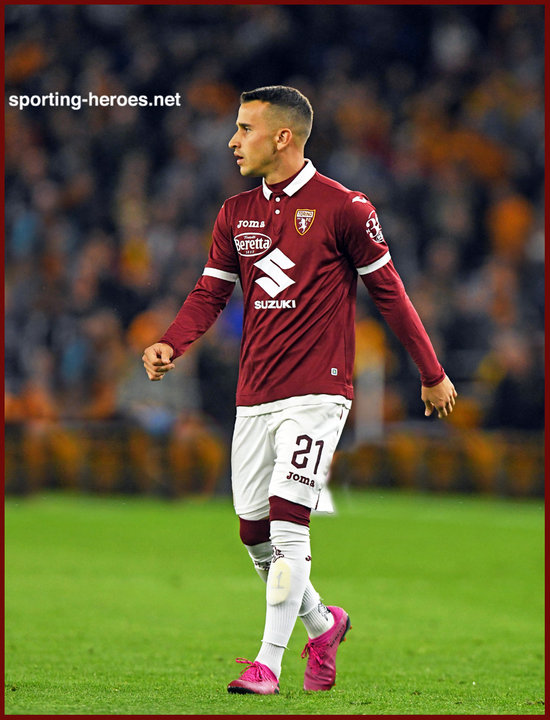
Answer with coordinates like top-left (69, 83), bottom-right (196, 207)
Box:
top-left (295, 209), bottom-right (316, 235)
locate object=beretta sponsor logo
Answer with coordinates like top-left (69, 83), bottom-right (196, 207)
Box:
top-left (234, 232), bottom-right (272, 257)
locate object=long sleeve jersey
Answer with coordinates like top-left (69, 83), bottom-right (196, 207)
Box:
top-left (160, 160), bottom-right (445, 406)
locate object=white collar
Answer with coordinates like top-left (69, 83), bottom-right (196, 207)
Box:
top-left (261, 159), bottom-right (316, 200)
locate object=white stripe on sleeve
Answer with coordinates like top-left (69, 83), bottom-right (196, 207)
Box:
top-left (203, 267), bottom-right (238, 283)
top-left (357, 251), bottom-right (391, 275)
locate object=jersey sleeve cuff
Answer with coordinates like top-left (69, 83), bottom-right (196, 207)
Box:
top-left (421, 368), bottom-right (446, 387)
top-left (157, 338), bottom-right (179, 359)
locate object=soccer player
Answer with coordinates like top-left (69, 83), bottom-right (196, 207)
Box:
top-left (142, 86), bottom-right (457, 695)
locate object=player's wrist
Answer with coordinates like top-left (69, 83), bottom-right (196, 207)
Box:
top-left (420, 369), bottom-right (446, 388)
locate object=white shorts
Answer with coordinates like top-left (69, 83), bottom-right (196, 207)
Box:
top-left (231, 395), bottom-right (351, 520)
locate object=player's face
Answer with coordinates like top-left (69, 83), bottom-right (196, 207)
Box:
top-left (228, 101), bottom-right (279, 178)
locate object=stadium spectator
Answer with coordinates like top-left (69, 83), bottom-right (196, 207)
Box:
top-left (5, 5), bottom-right (544, 485)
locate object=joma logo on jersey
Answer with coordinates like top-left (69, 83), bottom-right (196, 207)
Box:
top-left (234, 232), bottom-right (272, 257)
top-left (295, 209), bottom-right (316, 235)
top-left (237, 219), bottom-right (265, 229)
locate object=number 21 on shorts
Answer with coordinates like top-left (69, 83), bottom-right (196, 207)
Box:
top-left (291, 434), bottom-right (325, 474)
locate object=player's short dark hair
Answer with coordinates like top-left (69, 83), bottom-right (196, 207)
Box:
top-left (240, 85), bottom-right (313, 142)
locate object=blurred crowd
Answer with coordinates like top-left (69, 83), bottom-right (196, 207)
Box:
top-left (5, 5), bottom-right (544, 475)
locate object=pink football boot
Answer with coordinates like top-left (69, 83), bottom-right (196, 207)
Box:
top-left (301, 606), bottom-right (351, 691)
top-left (227, 658), bottom-right (280, 695)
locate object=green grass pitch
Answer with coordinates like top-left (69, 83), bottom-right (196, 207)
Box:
top-left (4, 489), bottom-right (544, 715)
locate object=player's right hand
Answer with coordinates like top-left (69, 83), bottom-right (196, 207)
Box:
top-left (142, 342), bottom-right (175, 381)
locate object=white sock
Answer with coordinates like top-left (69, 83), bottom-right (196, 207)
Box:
top-left (243, 541), bottom-right (284, 677)
top-left (299, 592), bottom-right (335, 639)
top-left (245, 541), bottom-right (272, 582)
top-left (258, 521), bottom-right (312, 664)
top-left (246, 538), bottom-right (334, 640)
top-left (255, 641), bottom-right (284, 679)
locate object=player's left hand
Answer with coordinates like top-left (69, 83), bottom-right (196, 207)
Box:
top-left (421, 375), bottom-right (457, 419)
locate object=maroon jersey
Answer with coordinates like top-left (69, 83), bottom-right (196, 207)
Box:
top-left (160, 161), bottom-right (445, 406)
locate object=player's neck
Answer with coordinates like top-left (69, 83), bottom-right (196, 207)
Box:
top-left (263, 153), bottom-right (306, 186)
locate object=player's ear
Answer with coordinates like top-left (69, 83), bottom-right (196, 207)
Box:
top-left (276, 128), bottom-right (293, 149)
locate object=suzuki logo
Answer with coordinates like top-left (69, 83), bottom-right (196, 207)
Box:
top-left (254, 248), bottom-right (296, 298)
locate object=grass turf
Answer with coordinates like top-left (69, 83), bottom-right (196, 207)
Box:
top-left (4, 489), bottom-right (544, 715)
